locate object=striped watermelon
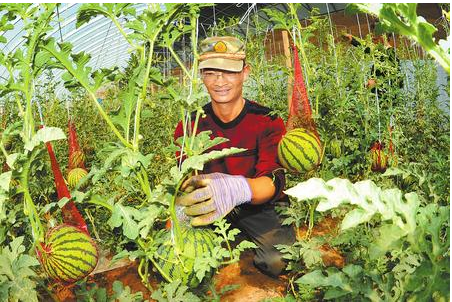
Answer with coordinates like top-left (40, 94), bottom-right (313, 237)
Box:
top-left (329, 138), bottom-right (342, 158)
top-left (38, 224), bottom-right (98, 283)
top-left (67, 167), bottom-right (88, 188)
top-left (278, 128), bottom-right (322, 173)
top-left (155, 227), bottom-right (217, 288)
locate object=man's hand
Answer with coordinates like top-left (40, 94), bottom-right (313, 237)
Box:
top-left (176, 173), bottom-right (252, 226)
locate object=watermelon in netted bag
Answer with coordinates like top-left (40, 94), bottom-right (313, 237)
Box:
top-left (154, 226), bottom-right (217, 288)
top-left (278, 128), bottom-right (322, 173)
top-left (370, 141), bottom-right (387, 172)
top-left (38, 224), bottom-right (98, 283)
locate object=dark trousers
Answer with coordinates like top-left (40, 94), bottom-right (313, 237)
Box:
top-left (227, 200), bottom-right (296, 277)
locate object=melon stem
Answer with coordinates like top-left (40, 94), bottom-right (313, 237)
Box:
top-left (169, 178), bottom-right (184, 249)
top-left (138, 239), bottom-right (173, 284)
top-left (21, 149), bottom-right (45, 250)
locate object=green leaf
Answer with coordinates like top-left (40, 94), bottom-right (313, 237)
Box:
top-left (0, 192), bottom-right (7, 223)
top-left (341, 208), bottom-right (373, 230)
top-left (24, 126), bottom-right (66, 151)
top-left (108, 203), bottom-right (143, 240)
top-left (0, 236), bottom-right (39, 301)
top-left (345, 3), bottom-right (449, 72)
top-left (342, 264), bottom-right (362, 279)
top-left (0, 172), bottom-right (12, 192)
top-left (181, 147), bottom-right (246, 175)
top-left (6, 153), bottom-right (19, 170)
top-left (137, 204), bottom-right (163, 238)
top-left (150, 279), bottom-right (200, 302)
top-left (111, 280), bottom-right (143, 302)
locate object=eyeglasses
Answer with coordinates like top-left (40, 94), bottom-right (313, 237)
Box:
top-left (201, 70), bottom-right (242, 82)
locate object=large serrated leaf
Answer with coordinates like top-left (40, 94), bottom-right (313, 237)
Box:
top-left (24, 127), bottom-right (66, 151)
top-left (108, 203), bottom-right (143, 240)
top-left (180, 147), bottom-right (246, 175)
top-left (285, 177), bottom-right (421, 258)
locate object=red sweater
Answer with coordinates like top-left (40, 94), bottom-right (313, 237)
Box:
top-left (174, 99), bottom-right (287, 203)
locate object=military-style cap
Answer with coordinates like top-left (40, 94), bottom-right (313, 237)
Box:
top-left (198, 36), bottom-right (246, 72)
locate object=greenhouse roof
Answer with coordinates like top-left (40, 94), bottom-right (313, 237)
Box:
top-left (0, 3), bottom-right (348, 97)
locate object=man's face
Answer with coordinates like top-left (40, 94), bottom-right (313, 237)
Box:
top-left (201, 65), bottom-right (250, 104)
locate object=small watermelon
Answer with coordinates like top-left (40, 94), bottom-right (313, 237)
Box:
top-left (155, 227), bottom-right (217, 288)
top-left (278, 128), bottom-right (322, 173)
top-left (401, 174), bottom-right (416, 189)
top-left (329, 138), bottom-right (342, 158)
top-left (67, 167), bottom-right (88, 188)
top-left (38, 224), bottom-right (98, 283)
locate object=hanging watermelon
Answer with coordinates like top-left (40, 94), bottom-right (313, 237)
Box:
top-left (278, 128), bottom-right (322, 173)
top-left (67, 167), bottom-right (88, 189)
top-left (280, 44), bottom-right (322, 174)
top-left (67, 119), bottom-right (88, 189)
top-left (370, 141), bottom-right (388, 172)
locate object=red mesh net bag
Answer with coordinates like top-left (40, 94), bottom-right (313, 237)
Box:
top-left (286, 44), bottom-right (320, 141)
top-left (41, 125), bottom-right (88, 233)
top-left (68, 119), bottom-right (86, 170)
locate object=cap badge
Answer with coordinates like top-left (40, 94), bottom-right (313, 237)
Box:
top-left (213, 41), bottom-right (227, 53)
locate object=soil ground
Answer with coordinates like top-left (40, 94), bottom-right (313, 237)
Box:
top-left (49, 217), bottom-right (344, 301)
top-left (50, 249), bottom-right (287, 302)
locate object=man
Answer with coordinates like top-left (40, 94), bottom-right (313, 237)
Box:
top-left (174, 36), bottom-right (295, 277)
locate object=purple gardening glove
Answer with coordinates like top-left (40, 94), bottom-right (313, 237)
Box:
top-left (176, 172), bottom-right (252, 226)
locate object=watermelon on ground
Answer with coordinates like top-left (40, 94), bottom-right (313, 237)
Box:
top-left (154, 226), bottom-right (217, 288)
top-left (37, 224), bottom-right (98, 283)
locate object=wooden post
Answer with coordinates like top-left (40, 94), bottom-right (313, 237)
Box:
top-left (281, 30), bottom-right (293, 113)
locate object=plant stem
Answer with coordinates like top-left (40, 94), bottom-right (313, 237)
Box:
top-left (88, 92), bottom-right (132, 148)
top-left (138, 166), bottom-right (151, 198)
top-left (306, 201), bottom-right (317, 239)
top-left (169, 178), bottom-right (184, 249)
top-left (188, 15), bottom-right (201, 151)
top-left (0, 143), bottom-right (8, 158)
top-left (86, 198), bottom-right (113, 212)
top-left (189, 109), bottom-right (201, 151)
top-left (137, 238), bottom-right (173, 283)
top-left (20, 149), bottom-right (45, 246)
top-left (15, 92), bottom-right (25, 117)
top-left (110, 15), bottom-right (142, 51)
top-left (168, 44), bottom-right (192, 80)
top-left (133, 38), bottom-right (156, 151)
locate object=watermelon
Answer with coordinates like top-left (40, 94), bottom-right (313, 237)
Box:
top-left (278, 128), bottom-right (322, 173)
top-left (155, 226), bottom-right (217, 288)
top-left (329, 138), bottom-right (342, 158)
top-left (67, 167), bottom-right (88, 188)
top-left (370, 141), bottom-right (387, 172)
top-left (38, 224), bottom-right (98, 283)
